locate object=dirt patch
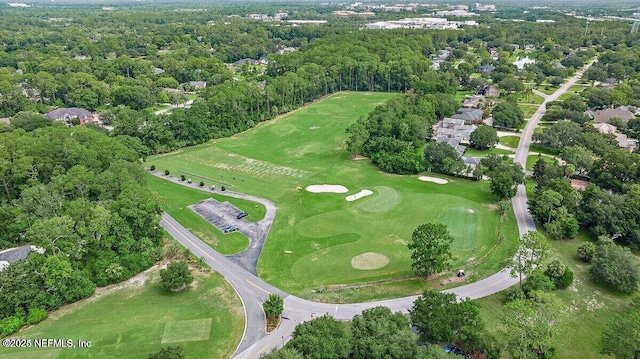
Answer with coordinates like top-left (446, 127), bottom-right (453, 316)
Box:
top-left (351, 252), bottom-right (390, 270)
top-left (348, 154), bottom-right (369, 161)
top-left (439, 274), bottom-right (467, 286)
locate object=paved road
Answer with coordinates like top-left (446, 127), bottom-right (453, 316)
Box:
top-left (158, 60), bottom-right (596, 358)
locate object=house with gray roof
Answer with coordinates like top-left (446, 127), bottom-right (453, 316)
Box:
top-left (44, 107), bottom-right (94, 127)
top-left (585, 107), bottom-right (636, 124)
top-left (0, 245), bottom-right (33, 271)
top-left (452, 108), bottom-right (484, 123)
top-left (435, 118), bottom-right (478, 144)
top-left (437, 137), bottom-right (466, 156)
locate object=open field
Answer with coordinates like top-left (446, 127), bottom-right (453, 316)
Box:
top-left (149, 92), bottom-right (519, 298)
top-left (4, 269), bottom-right (243, 359)
top-left (477, 232), bottom-right (634, 359)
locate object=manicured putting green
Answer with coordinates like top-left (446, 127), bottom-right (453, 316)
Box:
top-left (351, 252), bottom-right (390, 270)
top-left (437, 207), bottom-right (478, 252)
top-left (356, 186), bottom-right (399, 213)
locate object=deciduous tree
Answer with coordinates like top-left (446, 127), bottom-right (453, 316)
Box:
top-left (407, 223), bottom-right (454, 277)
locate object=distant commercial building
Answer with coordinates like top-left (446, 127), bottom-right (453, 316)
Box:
top-left (365, 17), bottom-right (477, 30)
top-left (472, 3), bottom-right (496, 11)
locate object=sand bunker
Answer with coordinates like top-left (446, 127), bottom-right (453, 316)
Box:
top-left (418, 176), bottom-right (448, 184)
top-left (346, 189), bottom-right (373, 202)
top-left (306, 184), bottom-right (349, 193)
top-left (351, 252), bottom-right (390, 270)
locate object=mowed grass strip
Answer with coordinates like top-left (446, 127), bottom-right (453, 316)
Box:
top-left (150, 92), bottom-right (518, 300)
top-left (5, 270), bottom-right (243, 359)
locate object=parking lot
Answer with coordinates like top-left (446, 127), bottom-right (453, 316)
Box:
top-left (189, 199), bottom-right (245, 233)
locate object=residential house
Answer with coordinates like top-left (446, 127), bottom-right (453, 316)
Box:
top-left (452, 108), bottom-right (484, 124)
top-left (462, 156), bottom-right (480, 176)
top-left (477, 64), bottom-right (494, 75)
top-left (234, 58), bottom-right (258, 66)
top-left (0, 245), bottom-right (34, 271)
top-left (570, 179), bottom-right (589, 191)
top-left (189, 81), bottom-right (207, 89)
top-left (585, 107), bottom-right (636, 124)
top-left (45, 107), bottom-right (94, 127)
top-left (0, 118), bottom-right (9, 126)
top-left (592, 122), bottom-right (638, 152)
top-left (435, 118), bottom-right (477, 144)
top-left (437, 137), bottom-right (466, 156)
top-left (592, 122), bottom-right (617, 135)
top-left (476, 85), bottom-right (500, 97)
top-left (462, 95), bottom-right (484, 108)
top-left (153, 67), bottom-right (165, 75)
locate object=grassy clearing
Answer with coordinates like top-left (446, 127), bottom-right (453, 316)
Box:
top-left (517, 92), bottom-right (545, 105)
top-left (454, 90), bottom-right (474, 103)
top-left (464, 147), bottom-right (514, 157)
top-left (526, 154), bottom-right (557, 171)
top-left (499, 136), bottom-right (520, 148)
top-left (149, 92), bottom-right (518, 300)
top-left (477, 232), bottom-right (634, 359)
top-left (568, 85), bottom-right (587, 93)
top-left (519, 104), bottom-right (539, 119)
top-left (5, 269), bottom-right (243, 359)
top-left (536, 85), bottom-right (560, 95)
top-left (147, 175), bottom-right (267, 254)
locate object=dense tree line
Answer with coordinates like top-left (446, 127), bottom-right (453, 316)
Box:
top-left (0, 126), bottom-right (163, 335)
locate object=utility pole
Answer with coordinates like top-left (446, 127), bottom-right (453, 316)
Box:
top-left (632, 13), bottom-right (640, 34)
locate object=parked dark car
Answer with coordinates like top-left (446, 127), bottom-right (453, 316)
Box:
top-left (237, 212), bottom-right (248, 219)
top-left (223, 224), bottom-right (238, 233)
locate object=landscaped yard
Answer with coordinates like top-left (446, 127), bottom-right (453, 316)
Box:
top-left (4, 269), bottom-right (244, 359)
top-left (519, 104), bottom-right (539, 119)
top-left (526, 154), bottom-right (557, 171)
top-left (148, 92), bottom-right (519, 300)
top-left (499, 136), bottom-right (520, 148)
top-left (464, 147), bottom-right (514, 157)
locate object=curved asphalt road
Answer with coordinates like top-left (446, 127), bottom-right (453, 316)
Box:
top-left (159, 60), bottom-right (596, 358)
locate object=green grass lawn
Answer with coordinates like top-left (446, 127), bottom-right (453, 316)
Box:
top-left (476, 232), bottom-right (634, 359)
top-left (463, 147), bottom-right (514, 157)
top-left (454, 90), bottom-right (474, 103)
top-left (519, 104), bottom-right (539, 119)
top-left (149, 92), bottom-right (518, 300)
top-left (4, 269), bottom-right (243, 359)
top-left (536, 85), bottom-right (560, 95)
top-left (147, 175), bottom-right (266, 254)
top-left (498, 136), bottom-right (521, 148)
top-left (526, 154), bottom-right (557, 171)
top-left (568, 85), bottom-right (587, 93)
top-left (517, 92), bottom-right (545, 105)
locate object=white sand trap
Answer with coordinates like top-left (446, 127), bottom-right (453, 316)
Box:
top-left (306, 184), bottom-right (349, 193)
top-left (467, 209), bottom-right (475, 213)
top-left (346, 189), bottom-right (373, 202)
top-left (351, 252), bottom-right (389, 270)
top-left (309, 126), bottom-right (320, 130)
top-left (418, 176), bottom-right (448, 184)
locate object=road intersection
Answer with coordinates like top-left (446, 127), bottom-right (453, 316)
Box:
top-left (159, 60), bottom-right (595, 358)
